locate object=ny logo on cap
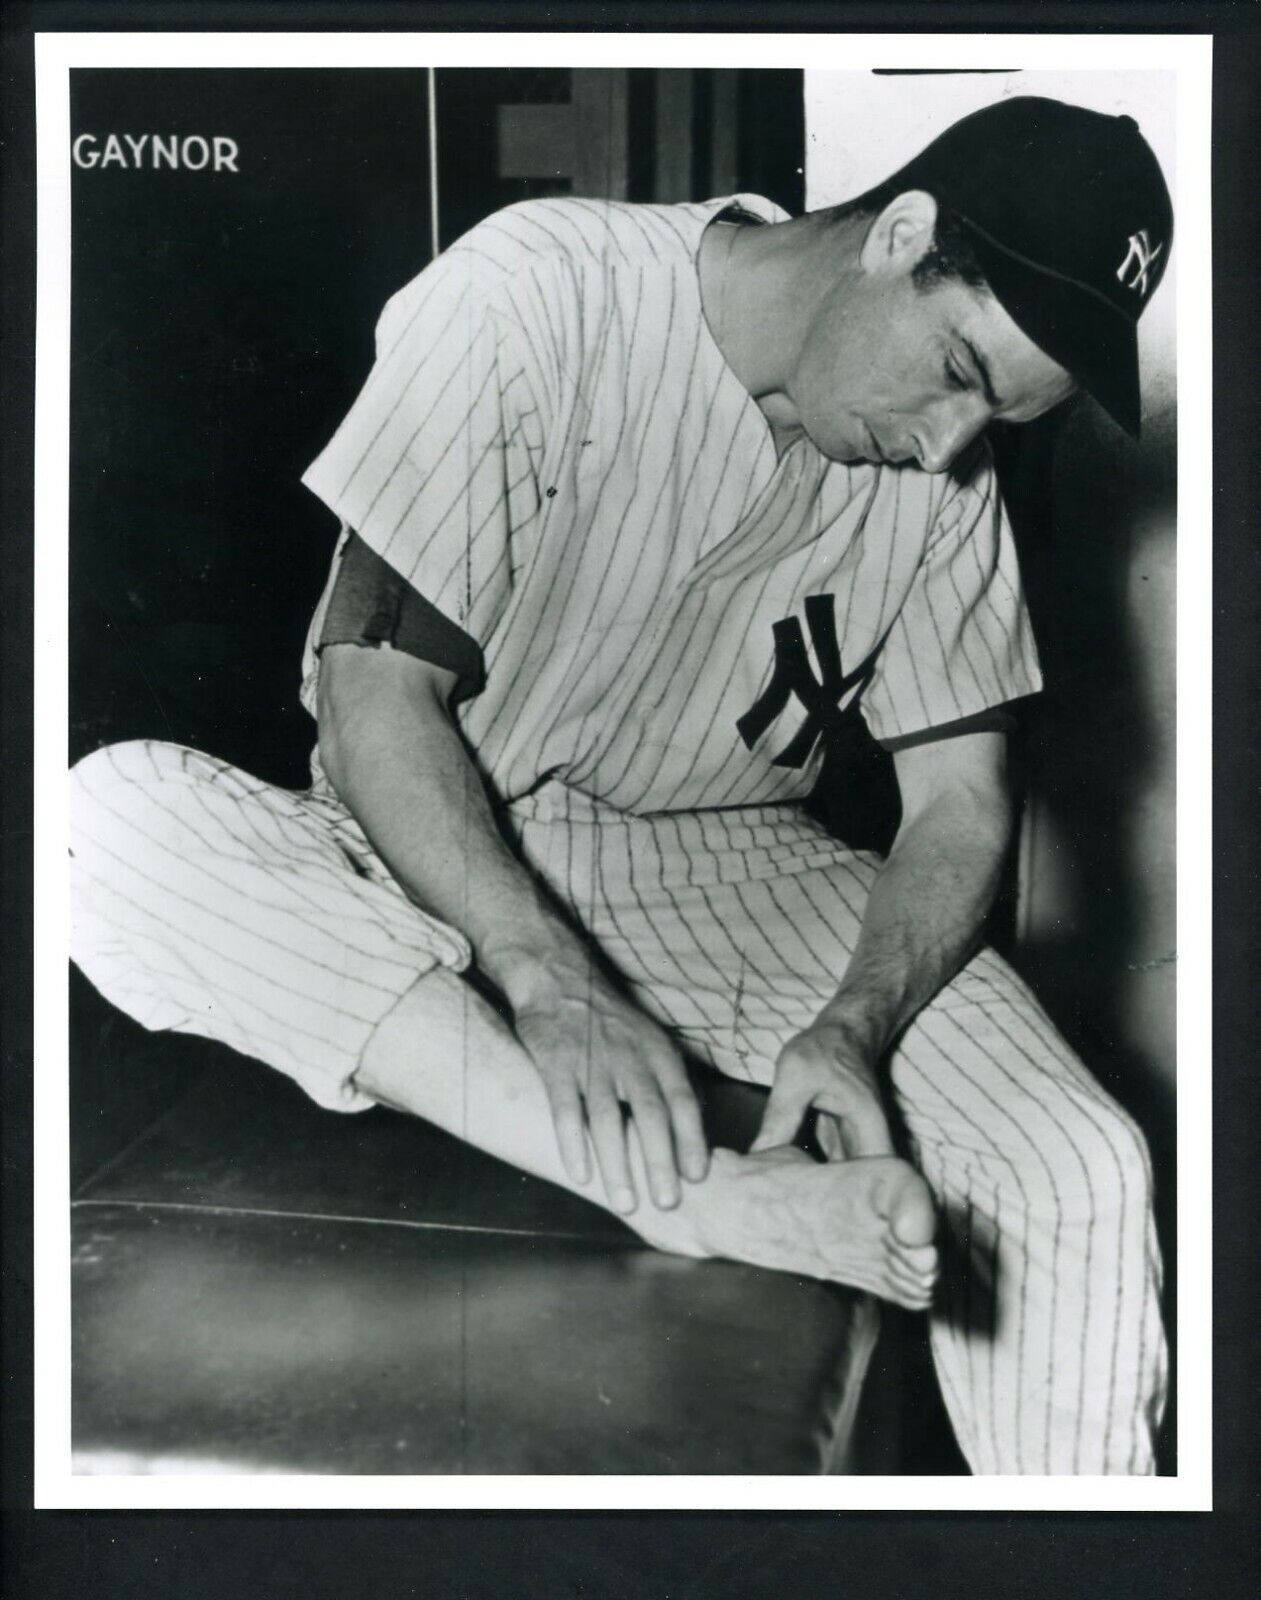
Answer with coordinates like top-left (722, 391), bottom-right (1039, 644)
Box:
top-left (1116, 229), bottom-right (1164, 297)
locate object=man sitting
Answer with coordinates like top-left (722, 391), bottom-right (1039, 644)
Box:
top-left (71, 97), bottom-right (1173, 1474)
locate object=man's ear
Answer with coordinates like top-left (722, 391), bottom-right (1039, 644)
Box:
top-left (859, 189), bottom-right (939, 277)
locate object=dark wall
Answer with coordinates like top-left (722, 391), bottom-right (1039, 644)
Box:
top-left (70, 69), bottom-right (434, 788)
top-left (69, 69), bottom-right (437, 1167)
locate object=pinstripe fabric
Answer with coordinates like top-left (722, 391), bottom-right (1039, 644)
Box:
top-left (70, 749), bottom-right (1166, 1473)
top-left (70, 742), bottom-right (467, 1113)
top-left (299, 197), bottom-right (1041, 812)
top-left (514, 783), bottom-right (1165, 1474)
top-left (68, 197), bottom-right (1163, 1473)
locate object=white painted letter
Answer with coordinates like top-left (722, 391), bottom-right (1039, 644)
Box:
top-left (99, 134), bottom-right (127, 169)
top-left (72, 134), bottom-right (99, 169)
top-left (181, 135), bottom-right (209, 171)
top-left (152, 135), bottom-right (179, 170)
top-left (124, 134), bottom-right (149, 166)
top-left (212, 136), bottom-right (240, 173)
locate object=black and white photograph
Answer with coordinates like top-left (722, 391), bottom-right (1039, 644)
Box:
top-left (32, 30), bottom-right (1211, 1506)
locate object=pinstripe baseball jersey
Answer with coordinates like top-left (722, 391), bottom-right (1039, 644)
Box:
top-left (299, 195), bottom-right (1042, 814)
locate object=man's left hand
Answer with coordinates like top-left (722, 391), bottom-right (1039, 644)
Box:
top-left (751, 1019), bottom-right (895, 1159)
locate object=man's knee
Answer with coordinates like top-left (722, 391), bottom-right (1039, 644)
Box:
top-left (71, 741), bottom-right (206, 853)
top-left (1020, 1089), bottom-right (1155, 1229)
top-left (69, 740), bottom-right (233, 958)
top-left (1079, 1097), bottom-right (1154, 1217)
top-left (72, 741), bottom-right (186, 863)
top-left (71, 738), bottom-right (199, 801)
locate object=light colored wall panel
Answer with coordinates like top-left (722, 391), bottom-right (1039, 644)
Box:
top-left (804, 70), bottom-right (1177, 1096)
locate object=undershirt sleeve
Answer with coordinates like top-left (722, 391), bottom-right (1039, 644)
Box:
top-left (317, 531), bottom-right (486, 705)
top-left (876, 704), bottom-right (1015, 753)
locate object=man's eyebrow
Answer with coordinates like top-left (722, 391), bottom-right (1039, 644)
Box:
top-left (957, 332), bottom-right (1002, 409)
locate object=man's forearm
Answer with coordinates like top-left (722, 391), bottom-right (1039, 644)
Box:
top-left (817, 784), bottom-right (1011, 1058)
top-left (317, 645), bottom-right (582, 1006)
top-left (318, 643), bottom-right (711, 1204)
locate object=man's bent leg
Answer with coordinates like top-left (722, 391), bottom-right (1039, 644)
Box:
top-left (561, 813), bottom-right (1167, 1476)
top-left (892, 949), bottom-right (1167, 1475)
top-left (70, 740), bottom-right (470, 1113)
top-left (358, 966), bottom-right (937, 1300)
top-left (70, 743), bottom-right (934, 1302)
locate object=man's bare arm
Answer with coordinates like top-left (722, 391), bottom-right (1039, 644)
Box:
top-left (754, 730), bottom-right (1011, 1154)
top-left (317, 642), bottom-right (708, 1210)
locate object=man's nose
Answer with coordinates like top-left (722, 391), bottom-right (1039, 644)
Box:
top-left (916, 401), bottom-right (988, 474)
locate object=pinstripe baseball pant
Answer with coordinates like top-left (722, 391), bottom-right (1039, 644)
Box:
top-left (69, 739), bottom-right (1167, 1475)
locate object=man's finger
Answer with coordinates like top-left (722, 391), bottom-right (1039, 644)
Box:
top-left (664, 1084), bottom-right (709, 1183)
top-left (750, 1085), bottom-right (808, 1152)
top-left (528, 1053), bottom-right (592, 1186)
top-left (543, 1076), bottom-right (591, 1186)
top-left (816, 1112), bottom-right (848, 1162)
top-left (586, 1088), bottom-right (636, 1214)
top-left (626, 1086), bottom-right (680, 1209)
top-left (811, 1075), bottom-right (896, 1159)
top-left (835, 1096), bottom-right (896, 1158)
top-left (649, 1051), bottom-right (709, 1182)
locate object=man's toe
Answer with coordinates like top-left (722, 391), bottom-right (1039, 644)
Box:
top-left (880, 1166), bottom-right (937, 1249)
top-left (895, 1241), bottom-right (939, 1278)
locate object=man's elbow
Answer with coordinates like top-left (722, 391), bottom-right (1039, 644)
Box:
top-left (962, 765), bottom-right (1013, 834)
top-left (895, 724), bottom-right (1009, 822)
top-left (316, 644), bottom-right (456, 800)
top-left (935, 765), bottom-right (1012, 854)
top-left (897, 766), bottom-right (1013, 863)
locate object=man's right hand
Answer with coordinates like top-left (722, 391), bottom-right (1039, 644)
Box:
top-left (319, 649), bottom-right (708, 1214)
top-left (510, 957), bottom-right (709, 1215)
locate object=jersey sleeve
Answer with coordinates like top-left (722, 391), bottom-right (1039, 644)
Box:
top-left (301, 240), bottom-right (542, 651)
top-left (859, 446), bottom-right (1042, 746)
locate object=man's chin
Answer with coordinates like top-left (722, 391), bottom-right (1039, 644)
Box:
top-left (803, 418), bottom-right (886, 467)
top-left (825, 420), bottom-right (887, 466)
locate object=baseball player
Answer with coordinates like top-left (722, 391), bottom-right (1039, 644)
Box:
top-left (70, 98), bottom-right (1174, 1473)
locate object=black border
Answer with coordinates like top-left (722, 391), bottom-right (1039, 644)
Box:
top-left (3, 4), bottom-right (1257, 1595)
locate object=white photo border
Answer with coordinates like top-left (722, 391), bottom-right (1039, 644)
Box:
top-left (34, 29), bottom-right (1214, 1513)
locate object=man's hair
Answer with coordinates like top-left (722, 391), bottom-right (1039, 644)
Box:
top-left (826, 181), bottom-right (990, 292)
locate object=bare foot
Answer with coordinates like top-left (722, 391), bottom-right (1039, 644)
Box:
top-left (634, 1147), bottom-right (938, 1311)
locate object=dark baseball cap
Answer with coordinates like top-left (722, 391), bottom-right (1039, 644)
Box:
top-left (882, 96), bottom-right (1173, 436)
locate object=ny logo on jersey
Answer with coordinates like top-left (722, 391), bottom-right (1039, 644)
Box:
top-left (736, 594), bottom-right (879, 769)
top-left (1115, 229), bottom-right (1164, 297)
